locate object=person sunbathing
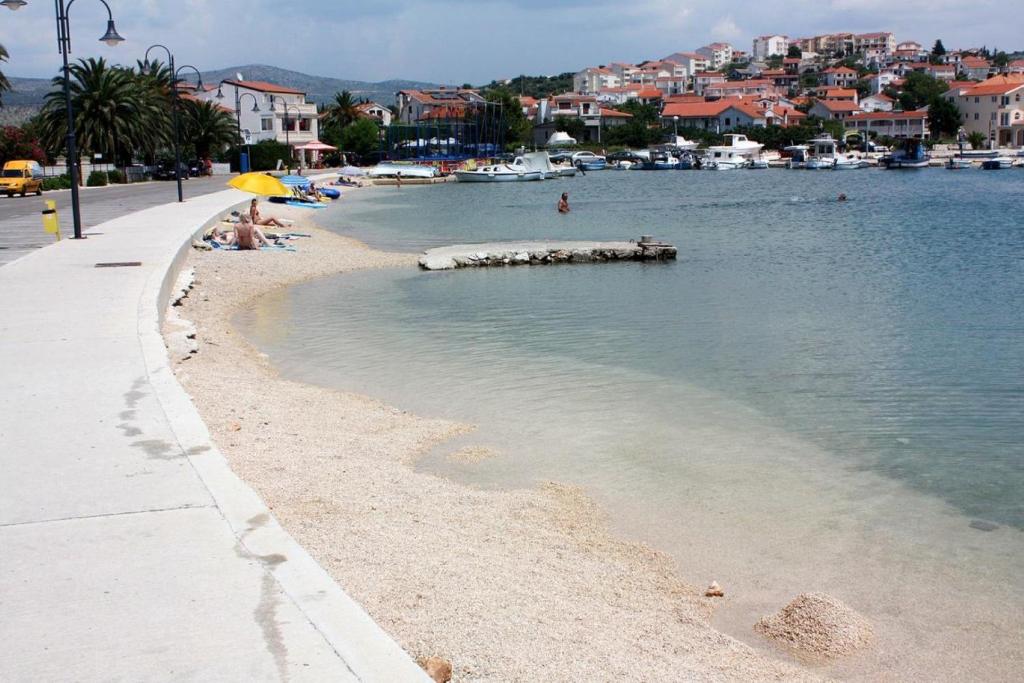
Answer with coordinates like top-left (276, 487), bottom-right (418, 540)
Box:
top-left (229, 213), bottom-right (271, 250)
top-left (249, 199), bottom-right (285, 228)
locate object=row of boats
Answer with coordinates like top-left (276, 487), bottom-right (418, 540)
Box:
top-left (365, 135), bottom-right (1023, 182)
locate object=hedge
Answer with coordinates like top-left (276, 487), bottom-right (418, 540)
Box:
top-left (86, 170), bottom-right (108, 187)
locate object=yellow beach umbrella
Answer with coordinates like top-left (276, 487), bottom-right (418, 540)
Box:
top-left (228, 172), bottom-right (288, 196)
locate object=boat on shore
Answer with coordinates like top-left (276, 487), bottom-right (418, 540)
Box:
top-left (367, 163), bottom-right (437, 179)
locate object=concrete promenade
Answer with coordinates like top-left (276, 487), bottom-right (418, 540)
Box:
top-left (0, 185), bottom-right (428, 681)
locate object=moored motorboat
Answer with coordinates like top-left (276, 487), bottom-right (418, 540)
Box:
top-left (783, 144), bottom-right (809, 169)
top-left (880, 139), bottom-right (931, 169)
top-left (703, 134), bottom-right (762, 170)
top-left (454, 159), bottom-right (543, 182)
top-left (981, 156), bottom-right (1015, 169)
top-left (946, 157), bottom-right (973, 169)
top-left (748, 158), bottom-right (769, 169)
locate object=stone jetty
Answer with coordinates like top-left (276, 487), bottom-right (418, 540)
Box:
top-left (418, 238), bottom-right (677, 271)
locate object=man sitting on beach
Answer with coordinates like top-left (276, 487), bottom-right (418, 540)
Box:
top-left (230, 213), bottom-right (271, 250)
top-left (249, 198), bottom-right (285, 228)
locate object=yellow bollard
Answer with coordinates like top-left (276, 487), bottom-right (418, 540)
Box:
top-left (42, 200), bottom-right (61, 241)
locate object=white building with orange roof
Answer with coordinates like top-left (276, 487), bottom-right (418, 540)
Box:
top-left (808, 98), bottom-right (862, 121)
top-left (952, 75), bottom-right (1024, 147)
top-left (861, 92), bottom-right (896, 112)
top-left (394, 88), bottom-right (485, 124)
top-left (354, 102), bottom-right (392, 127)
top-left (573, 67), bottom-right (621, 94)
top-left (821, 66), bottom-right (858, 88)
top-left (960, 56), bottom-right (993, 81)
top-left (202, 78), bottom-right (319, 148)
top-left (696, 43), bottom-right (734, 69)
top-left (704, 79), bottom-right (780, 99)
top-left (662, 52), bottom-right (709, 77)
top-left (752, 35), bottom-right (789, 61)
top-left (847, 110), bottom-right (930, 140)
top-left (1006, 59), bottom-right (1024, 75)
top-left (693, 72), bottom-right (727, 96)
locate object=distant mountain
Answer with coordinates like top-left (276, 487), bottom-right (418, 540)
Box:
top-left (2, 64), bottom-right (441, 117)
top-left (199, 64), bottom-right (439, 106)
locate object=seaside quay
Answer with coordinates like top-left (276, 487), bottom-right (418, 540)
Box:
top-left (0, 181), bottom-right (429, 682)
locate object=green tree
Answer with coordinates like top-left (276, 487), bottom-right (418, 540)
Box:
top-left (0, 44), bottom-right (10, 107)
top-left (340, 117), bottom-right (380, 158)
top-left (787, 44), bottom-right (802, 58)
top-left (993, 51), bottom-right (1010, 68)
top-left (928, 97), bottom-right (961, 138)
top-left (39, 58), bottom-right (166, 173)
top-left (179, 99), bottom-right (238, 159)
top-left (966, 130), bottom-right (987, 149)
top-left (615, 101), bottom-right (659, 125)
top-left (931, 40), bottom-right (946, 58)
top-left (891, 71), bottom-right (948, 110)
top-left (484, 87), bottom-right (531, 145)
top-left (323, 90), bottom-right (360, 130)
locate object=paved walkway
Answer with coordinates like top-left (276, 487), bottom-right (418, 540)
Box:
top-left (0, 186), bottom-right (427, 682)
top-left (0, 176), bottom-right (231, 267)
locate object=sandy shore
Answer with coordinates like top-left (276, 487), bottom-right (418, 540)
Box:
top-left (166, 197), bottom-right (818, 681)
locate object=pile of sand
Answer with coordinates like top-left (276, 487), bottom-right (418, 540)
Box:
top-left (755, 592), bottom-right (873, 659)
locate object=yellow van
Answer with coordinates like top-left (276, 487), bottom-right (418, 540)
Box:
top-left (1, 160), bottom-right (44, 197)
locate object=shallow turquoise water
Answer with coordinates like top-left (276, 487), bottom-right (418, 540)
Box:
top-left (244, 169), bottom-right (1024, 529)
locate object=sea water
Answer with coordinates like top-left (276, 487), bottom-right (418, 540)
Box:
top-left (236, 169), bottom-right (1024, 678)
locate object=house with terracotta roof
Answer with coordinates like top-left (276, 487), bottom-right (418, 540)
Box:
top-left (662, 52), bottom-right (710, 77)
top-left (821, 66), bottom-right (858, 88)
top-left (201, 78), bottom-right (320, 150)
top-left (808, 99), bottom-right (862, 121)
top-left (660, 98), bottom-right (767, 131)
top-left (354, 102), bottom-right (392, 127)
top-left (1006, 59), bottom-right (1024, 75)
top-left (847, 110), bottom-right (930, 140)
top-left (819, 87), bottom-right (858, 104)
top-left (952, 75), bottom-right (1024, 147)
top-left (532, 94), bottom-right (633, 144)
top-left (752, 35), bottom-right (789, 61)
top-left (693, 72), bottom-right (727, 96)
top-left (573, 67), bottom-right (621, 94)
top-left (696, 43), bottom-right (735, 70)
top-left (960, 56), bottom-right (993, 81)
top-left (866, 69), bottom-right (901, 94)
top-left (395, 88), bottom-right (485, 124)
top-left (704, 79), bottom-right (780, 99)
top-left (860, 92), bottom-right (895, 112)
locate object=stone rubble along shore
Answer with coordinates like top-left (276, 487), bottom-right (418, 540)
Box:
top-left (418, 240), bottom-right (677, 270)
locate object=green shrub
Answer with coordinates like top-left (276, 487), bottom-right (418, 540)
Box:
top-left (106, 169), bottom-right (123, 184)
top-left (41, 175), bottom-right (72, 191)
top-left (86, 170), bottom-right (108, 187)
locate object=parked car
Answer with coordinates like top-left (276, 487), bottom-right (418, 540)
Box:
top-left (152, 160), bottom-right (190, 181)
top-left (605, 151), bottom-right (645, 163)
top-left (1, 160), bottom-right (44, 197)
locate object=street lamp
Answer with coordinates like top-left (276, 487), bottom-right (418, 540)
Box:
top-left (211, 82), bottom-right (258, 171)
top-left (673, 115), bottom-right (679, 140)
top-left (5, 0), bottom-right (125, 239)
top-left (145, 45), bottom-right (203, 203)
top-left (269, 95), bottom-right (301, 170)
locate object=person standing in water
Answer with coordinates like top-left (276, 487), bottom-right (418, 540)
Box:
top-left (558, 192), bottom-right (570, 213)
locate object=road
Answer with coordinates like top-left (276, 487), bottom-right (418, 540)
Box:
top-left (0, 176), bottom-right (229, 267)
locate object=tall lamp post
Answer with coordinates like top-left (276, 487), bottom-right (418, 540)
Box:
top-left (3, 0), bottom-right (125, 240)
top-left (215, 83), bottom-right (260, 172)
top-left (269, 95), bottom-right (300, 170)
top-left (144, 44), bottom-right (202, 203)
top-left (673, 115), bottom-right (679, 141)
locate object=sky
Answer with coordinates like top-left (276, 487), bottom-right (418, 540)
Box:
top-left (0, 0), bottom-right (1015, 84)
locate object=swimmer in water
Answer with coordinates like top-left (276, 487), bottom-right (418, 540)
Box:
top-left (557, 192), bottom-right (570, 213)
top-left (838, 193), bottom-right (847, 202)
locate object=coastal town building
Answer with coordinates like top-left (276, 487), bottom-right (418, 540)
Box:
top-left (203, 79), bottom-right (319, 147)
top-left (661, 99), bottom-right (766, 131)
top-left (662, 52), bottom-right (710, 76)
top-left (1007, 59), bottom-right (1024, 75)
top-left (704, 79), bottom-right (779, 99)
top-left (696, 43), bottom-right (735, 70)
top-left (860, 92), bottom-right (896, 112)
top-left (354, 102), bottom-right (393, 127)
top-left (846, 110), bottom-right (931, 139)
top-left (960, 56), bottom-right (993, 81)
top-left (821, 66), bottom-right (858, 88)
top-left (532, 93), bottom-right (633, 144)
top-left (693, 71), bottom-right (727, 96)
top-left (395, 88), bottom-right (485, 124)
top-left (951, 75), bottom-right (1024, 147)
top-left (808, 99), bottom-right (862, 121)
top-left (573, 67), bottom-right (622, 94)
top-left (752, 35), bottom-right (789, 61)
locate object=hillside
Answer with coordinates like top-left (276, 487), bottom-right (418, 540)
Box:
top-left (2, 64), bottom-right (441, 117)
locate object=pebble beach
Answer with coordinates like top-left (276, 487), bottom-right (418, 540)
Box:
top-left (164, 197), bottom-right (824, 681)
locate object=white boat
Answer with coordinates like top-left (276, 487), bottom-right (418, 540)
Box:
top-left (703, 134), bottom-right (762, 170)
top-left (610, 160), bottom-right (637, 170)
top-left (552, 162), bottom-right (577, 177)
top-left (571, 151), bottom-right (607, 170)
top-left (454, 158), bottom-right (543, 182)
top-left (748, 158), bottom-right (769, 169)
top-left (522, 152), bottom-right (560, 179)
top-left (834, 154), bottom-right (867, 170)
top-left (784, 144), bottom-right (809, 169)
top-left (945, 157), bottom-right (972, 169)
top-left (367, 163), bottom-right (437, 179)
top-left (670, 135), bottom-right (700, 152)
top-left (805, 134), bottom-right (843, 169)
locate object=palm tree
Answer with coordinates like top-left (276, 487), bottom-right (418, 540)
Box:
top-left (39, 58), bottom-right (168, 176)
top-left (324, 90), bottom-right (360, 130)
top-left (179, 99), bottom-right (238, 159)
top-left (0, 44), bottom-right (11, 107)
